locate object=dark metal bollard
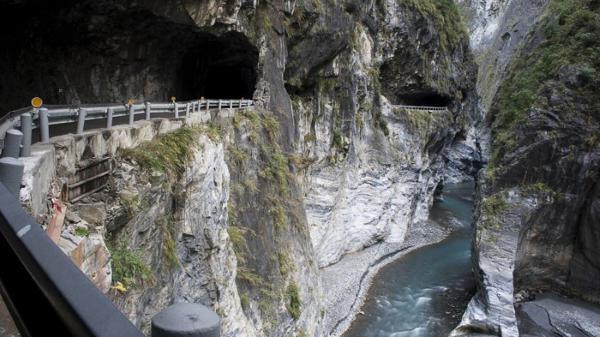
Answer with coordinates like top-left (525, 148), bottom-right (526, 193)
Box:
top-left (20, 113), bottom-right (32, 157)
top-left (2, 129), bottom-right (23, 159)
top-left (151, 303), bottom-right (220, 337)
top-left (39, 108), bottom-right (49, 143)
top-left (0, 157), bottom-right (24, 197)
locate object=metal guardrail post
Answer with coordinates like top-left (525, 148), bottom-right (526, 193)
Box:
top-left (106, 108), bottom-right (113, 129)
top-left (206, 100), bottom-right (210, 112)
top-left (146, 102), bottom-right (151, 120)
top-left (0, 157), bottom-right (24, 197)
top-left (20, 113), bottom-right (32, 157)
top-left (151, 303), bottom-right (220, 337)
top-left (174, 103), bottom-right (179, 119)
top-left (39, 108), bottom-right (49, 143)
top-left (218, 100), bottom-right (222, 111)
top-left (128, 104), bottom-right (135, 127)
top-left (186, 103), bottom-right (190, 118)
top-left (77, 108), bottom-right (86, 134)
top-left (1, 130), bottom-right (23, 159)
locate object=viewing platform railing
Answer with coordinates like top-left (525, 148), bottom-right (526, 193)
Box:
top-left (0, 98), bottom-right (254, 155)
top-left (393, 105), bottom-right (449, 112)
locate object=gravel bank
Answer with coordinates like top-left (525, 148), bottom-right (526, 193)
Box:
top-left (321, 220), bottom-right (450, 337)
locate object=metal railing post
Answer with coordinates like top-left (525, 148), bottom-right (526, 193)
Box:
top-left (128, 104), bottom-right (135, 127)
top-left (186, 103), bottom-right (190, 118)
top-left (1, 129), bottom-right (23, 159)
top-left (218, 100), bottom-right (222, 111)
top-left (39, 108), bottom-right (49, 143)
top-left (174, 103), bottom-right (179, 118)
top-left (152, 303), bottom-right (220, 337)
top-left (206, 100), bottom-right (210, 112)
top-left (146, 102), bottom-right (151, 120)
top-left (77, 108), bottom-right (86, 134)
top-left (20, 113), bottom-right (32, 157)
top-left (0, 157), bottom-right (24, 197)
top-left (107, 107), bottom-right (113, 129)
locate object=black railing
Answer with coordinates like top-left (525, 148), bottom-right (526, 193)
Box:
top-left (0, 182), bottom-right (145, 337)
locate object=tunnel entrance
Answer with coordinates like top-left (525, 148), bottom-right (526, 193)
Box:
top-left (0, 1), bottom-right (259, 115)
top-left (396, 93), bottom-right (452, 107)
top-left (177, 32), bottom-right (258, 101)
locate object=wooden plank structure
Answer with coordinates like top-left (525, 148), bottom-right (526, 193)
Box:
top-left (67, 156), bottom-right (112, 203)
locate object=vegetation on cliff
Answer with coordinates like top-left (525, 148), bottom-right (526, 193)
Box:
top-left (120, 125), bottom-right (221, 179)
top-left (109, 238), bottom-right (153, 289)
top-left (396, 0), bottom-right (469, 51)
top-left (226, 110), bottom-right (311, 331)
top-left (490, 0), bottom-right (600, 166)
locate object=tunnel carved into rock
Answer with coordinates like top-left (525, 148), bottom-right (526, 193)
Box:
top-left (177, 32), bottom-right (258, 101)
top-left (0, 1), bottom-right (259, 115)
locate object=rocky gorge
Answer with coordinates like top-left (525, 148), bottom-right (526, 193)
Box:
top-left (3, 0), bottom-right (599, 336)
top-left (453, 0), bottom-right (600, 336)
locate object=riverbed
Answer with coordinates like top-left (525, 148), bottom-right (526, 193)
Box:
top-left (343, 182), bottom-right (475, 337)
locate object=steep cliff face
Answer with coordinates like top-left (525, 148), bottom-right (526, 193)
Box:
top-left (286, 0), bottom-right (477, 267)
top-left (57, 115), bottom-right (322, 337)
top-left (454, 0), bottom-right (600, 335)
top-left (111, 114), bottom-right (322, 337)
top-left (224, 110), bottom-right (323, 337)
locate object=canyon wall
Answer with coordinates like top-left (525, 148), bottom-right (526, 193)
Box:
top-left (287, 0), bottom-right (477, 267)
top-left (455, 0), bottom-right (600, 335)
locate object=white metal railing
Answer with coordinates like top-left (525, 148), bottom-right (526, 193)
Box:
top-left (393, 105), bottom-right (448, 112)
top-left (0, 98), bottom-right (253, 156)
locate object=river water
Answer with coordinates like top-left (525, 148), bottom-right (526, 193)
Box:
top-left (344, 182), bottom-right (476, 337)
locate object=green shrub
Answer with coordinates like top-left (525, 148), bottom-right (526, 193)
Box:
top-left (120, 127), bottom-right (201, 178)
top-left (481, 193), bottom-right (508, 217)
top-left (237, 267), bottom-right (266, 288)
top-left (109, 239), bottom-right (152, 288)
top-left (286, 283), bottom-right (302, 320)
top-left (228, 226), bottom-right (250, 263)
top-left (74, 227), bottom-right (90, 237)
top-left (277, 251), bottom-right (294, 277)
top-left (240, 292), bottom-right (250, 310)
